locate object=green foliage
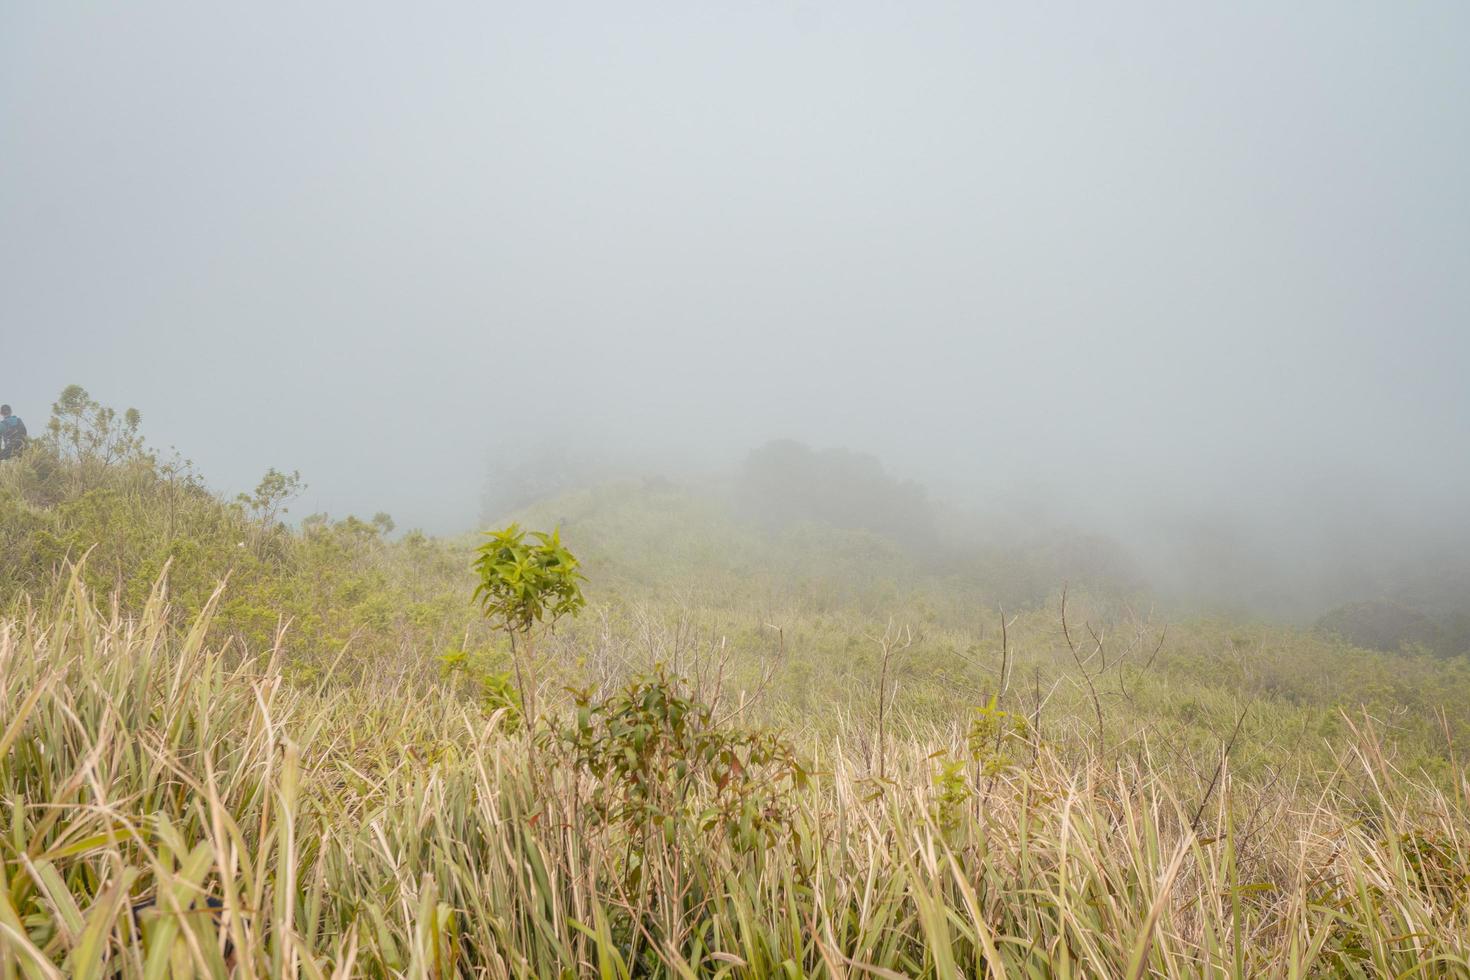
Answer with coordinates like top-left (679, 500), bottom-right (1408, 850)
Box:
top-left (236, 467), bottom-right (305, 524)
top-left (1317, 597), bottom-right (1468, 658)
top-left (46, 384), bottom-right (148, 467)
top-left (930, 756), bottom-right (971, 833)
top-left (965, 695), bottom-right (1031, 775)
top-left (929, 697), bottom-right (1031, 831)
top-left (553, 669), bottom-right (807, 851)
top-left (472, 522), bottom-right (586, 633)
top-left (0, 386), bottom-right (490, 674)
top-left (439, 646), bottom-right (524, 731)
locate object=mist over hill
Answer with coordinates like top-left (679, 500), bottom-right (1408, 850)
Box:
top-left (8, 1), bottom-right (1470, 553)
top-left (482, 436), bottom-right (1470, 650)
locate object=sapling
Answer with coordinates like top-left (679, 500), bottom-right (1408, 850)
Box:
top-left (472, 523), bottom-right (586, 726)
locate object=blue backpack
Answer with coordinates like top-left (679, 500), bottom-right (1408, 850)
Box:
top-left (0, 416), bottom-right (27, 458)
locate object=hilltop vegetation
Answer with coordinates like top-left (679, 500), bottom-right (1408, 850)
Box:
top-left (0, 386), bottom-right (487, 680)
top-left (502, 440), bottom-right (1144, 615)
top-left (3, 386), bottom-right (1468, 754)
top-left (2, 387), bottom-right (1469, 976)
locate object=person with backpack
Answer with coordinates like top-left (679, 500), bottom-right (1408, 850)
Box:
top-left (0, 405), bottom-right (28, 460)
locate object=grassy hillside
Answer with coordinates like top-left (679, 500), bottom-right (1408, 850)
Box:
top-left (2, 388), bottom-right (1469, 976)
top-left (5, 577), bottom-right (1469, 977)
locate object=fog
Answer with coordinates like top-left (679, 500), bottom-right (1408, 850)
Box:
top-left (4, 3), bottom-right (1468, 618)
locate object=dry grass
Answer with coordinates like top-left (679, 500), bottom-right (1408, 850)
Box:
top-left (3, 574), bottom-right (1469, 978)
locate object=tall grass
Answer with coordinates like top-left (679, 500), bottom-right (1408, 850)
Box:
top-left (3, 575), bottom-right (1468, 978)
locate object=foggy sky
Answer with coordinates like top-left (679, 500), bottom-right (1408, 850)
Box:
top-left (4, 2), bottom-right (1468, 566)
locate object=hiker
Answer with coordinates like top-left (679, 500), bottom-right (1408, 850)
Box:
top-left (0, 405), bottom-right (27, 460)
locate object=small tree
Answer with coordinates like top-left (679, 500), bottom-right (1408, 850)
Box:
top-left (472, 523), bottom-right (585, 725)
top-left (47, 384), bottom-right (148, 466)
top-left (238, 468), bottom-right (306, 526)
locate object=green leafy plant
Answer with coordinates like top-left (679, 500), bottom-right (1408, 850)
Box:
top-left (931, 756), bottom-right (971, 833)
top-left (966, 695), bottom-right (1031, 776)
top-left (554, 668), bottom-right (808, 859)
top-left (472, 523), bottom-right (586, 723)
top-left (439, 646), bottom-right (525, 732)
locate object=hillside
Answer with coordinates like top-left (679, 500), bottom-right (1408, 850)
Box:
top-left (1, 388), bottom-right (1468, 976)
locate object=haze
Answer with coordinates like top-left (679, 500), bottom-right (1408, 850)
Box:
top-left (4, 2), bottom-right (1468, 618)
